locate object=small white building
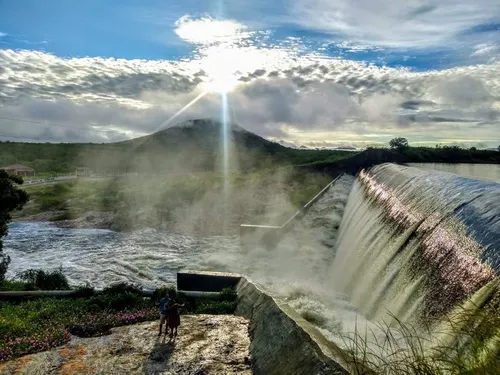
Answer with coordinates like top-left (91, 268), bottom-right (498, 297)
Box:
top-left (1, 164), bottom-right (35, 177)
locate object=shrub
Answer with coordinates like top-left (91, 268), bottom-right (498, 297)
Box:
top-left (73, 284), bottom-right (95, 298)
top-left (101, 282), bottom-right (142, 296)
top-left (151, 285), bottom-right (178, 301)
top-left (86, 292), bottom-right (146, 312)
top-left (0, 280), bottom-right (32, 291)
top-left (195, 300), bottom-right (237, 314)
top-left (17, 268), bottom-right (70, 290)
top-left (67, 314), bottom-right (115, 337)
top-left (218, 287), bottom-right (237, 302)
top-left (0, 328), bottom-right (71, 362)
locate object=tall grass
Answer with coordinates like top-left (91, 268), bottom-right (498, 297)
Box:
top-left (342, 305), bottom-right (500, 375)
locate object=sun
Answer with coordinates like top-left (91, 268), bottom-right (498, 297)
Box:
top-left (203, 74), bottom-right (239, 94)
top-left (198, 46), bottom-right (241, 94)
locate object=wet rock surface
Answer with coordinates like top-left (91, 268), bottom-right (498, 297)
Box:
top-left (0, 315), bottom-right (251, 375)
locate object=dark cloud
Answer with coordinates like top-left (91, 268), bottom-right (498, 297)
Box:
top-left (318, 65), bottom-right (329, 75)
top-left (428, 116), bottom-right (475, 123)
top-left (3, 72), bottom-right (202, 103)
top-left (249, 69), bottom-right (266, 78)
top-left (400, 99), bottom-right (436, 110)
top-left (408, 4), bottom-right (437, 18)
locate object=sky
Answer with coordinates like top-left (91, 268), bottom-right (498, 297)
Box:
top-left (0, 0), bottom-right (499, 148)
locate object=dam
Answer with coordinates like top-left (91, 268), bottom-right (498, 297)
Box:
top-left (3, 163), bottom-right (499, 373)
top-left (165, 163), bottom-right (500, 373)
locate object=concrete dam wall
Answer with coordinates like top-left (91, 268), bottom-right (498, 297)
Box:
top-left (177, 270), bottom-right (353, 375)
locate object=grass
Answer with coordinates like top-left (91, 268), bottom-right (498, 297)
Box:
top-left (0, 275), bottom-right (238, 362)
top-left (341, 305), bottom-right (500, 375)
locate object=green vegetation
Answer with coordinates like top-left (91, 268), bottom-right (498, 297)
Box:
top-left (0, 119), bottom-right (353, 175)
top-left (15, 267), bottom-right (70, 290)
top-left (343, 305), bottom-right (500, 375)
top-left (0, 170), bottom-right (29, 284)
top-left (299, 144), bottom-right (500, 177)
top-left (0, 270), bottom-right (237, 362)
top-left (397, 145), bottom-right (500, 164)
top-left (386, 138), bottom-right (500, 164)
top-left (389, 137), bottom-right (409, 151)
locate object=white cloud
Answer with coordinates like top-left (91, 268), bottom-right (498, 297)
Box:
top-left (0, 43), bottom-right (499, 147)
top-left (471, 44), bottom-right (500, 63)
top-left (290, 0), bottom-right (500, 49)
top-left (174, 16), bottom-right (251, 45)
top-left (472, 44), bottom-right (499, 56)
top-left (0, 32), bottom-right (6, 38)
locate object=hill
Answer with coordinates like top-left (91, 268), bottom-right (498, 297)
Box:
top-left (0, 119), bottom-right (351, 175)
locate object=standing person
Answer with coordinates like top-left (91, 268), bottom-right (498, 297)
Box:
top-left (167, 299), bottom-right (185, 337)
top-left (158, 292), bottom-right (170, 336)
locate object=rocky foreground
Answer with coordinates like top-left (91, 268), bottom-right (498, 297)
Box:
top-left (0, 315), bottom-right (251, 375)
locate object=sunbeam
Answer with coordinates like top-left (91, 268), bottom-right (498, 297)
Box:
top-left (155, 90), bottom-right (208, 132)
top-left (221, 92), bottom-right (230, 190)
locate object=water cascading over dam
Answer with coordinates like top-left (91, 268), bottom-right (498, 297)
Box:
top-left (331, 163), bottom-right (499, 329)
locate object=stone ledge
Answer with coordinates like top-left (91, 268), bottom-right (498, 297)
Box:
top-left (236, 277), bottom-right (352, 375)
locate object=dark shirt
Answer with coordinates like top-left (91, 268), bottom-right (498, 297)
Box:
top-left (167, 304), bottom-right (181, 316)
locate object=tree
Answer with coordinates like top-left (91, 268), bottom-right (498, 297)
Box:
top-left (389, 137), bottom-right (409, 151)
top-left (0, 170), bottom-right (29, 284)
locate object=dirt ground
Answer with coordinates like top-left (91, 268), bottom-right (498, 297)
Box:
top-left (0, 315), bottom-right (252, 375)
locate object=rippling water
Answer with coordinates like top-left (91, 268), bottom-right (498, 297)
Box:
top-left (4, 223), bottom-right (239, 289)
top-left (408, 163), bottom-right (500, 182)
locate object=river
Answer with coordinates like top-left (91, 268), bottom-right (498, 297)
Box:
top-left (4, 223), bottom-right (239, 289)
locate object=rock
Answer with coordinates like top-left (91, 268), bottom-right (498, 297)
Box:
top-left (0, 315), bottom-right (251, 375)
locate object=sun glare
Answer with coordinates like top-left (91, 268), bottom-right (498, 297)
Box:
top-left (204, 75), bottom-right (239, 93)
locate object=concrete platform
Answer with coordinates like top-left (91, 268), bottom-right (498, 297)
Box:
top-left (176, 270), bottom-right (242, 292)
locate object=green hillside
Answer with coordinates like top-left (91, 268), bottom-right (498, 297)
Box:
top-left (0, 119), bottom-right (352, 175)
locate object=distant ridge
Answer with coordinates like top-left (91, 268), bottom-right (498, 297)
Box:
top-left (121, 118), bottom-right (287, 154)
top-left (0, 118), bottom-right (353, 174)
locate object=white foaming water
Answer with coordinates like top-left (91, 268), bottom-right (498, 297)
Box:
top-left (331, 164), bottom-right (499, 338)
